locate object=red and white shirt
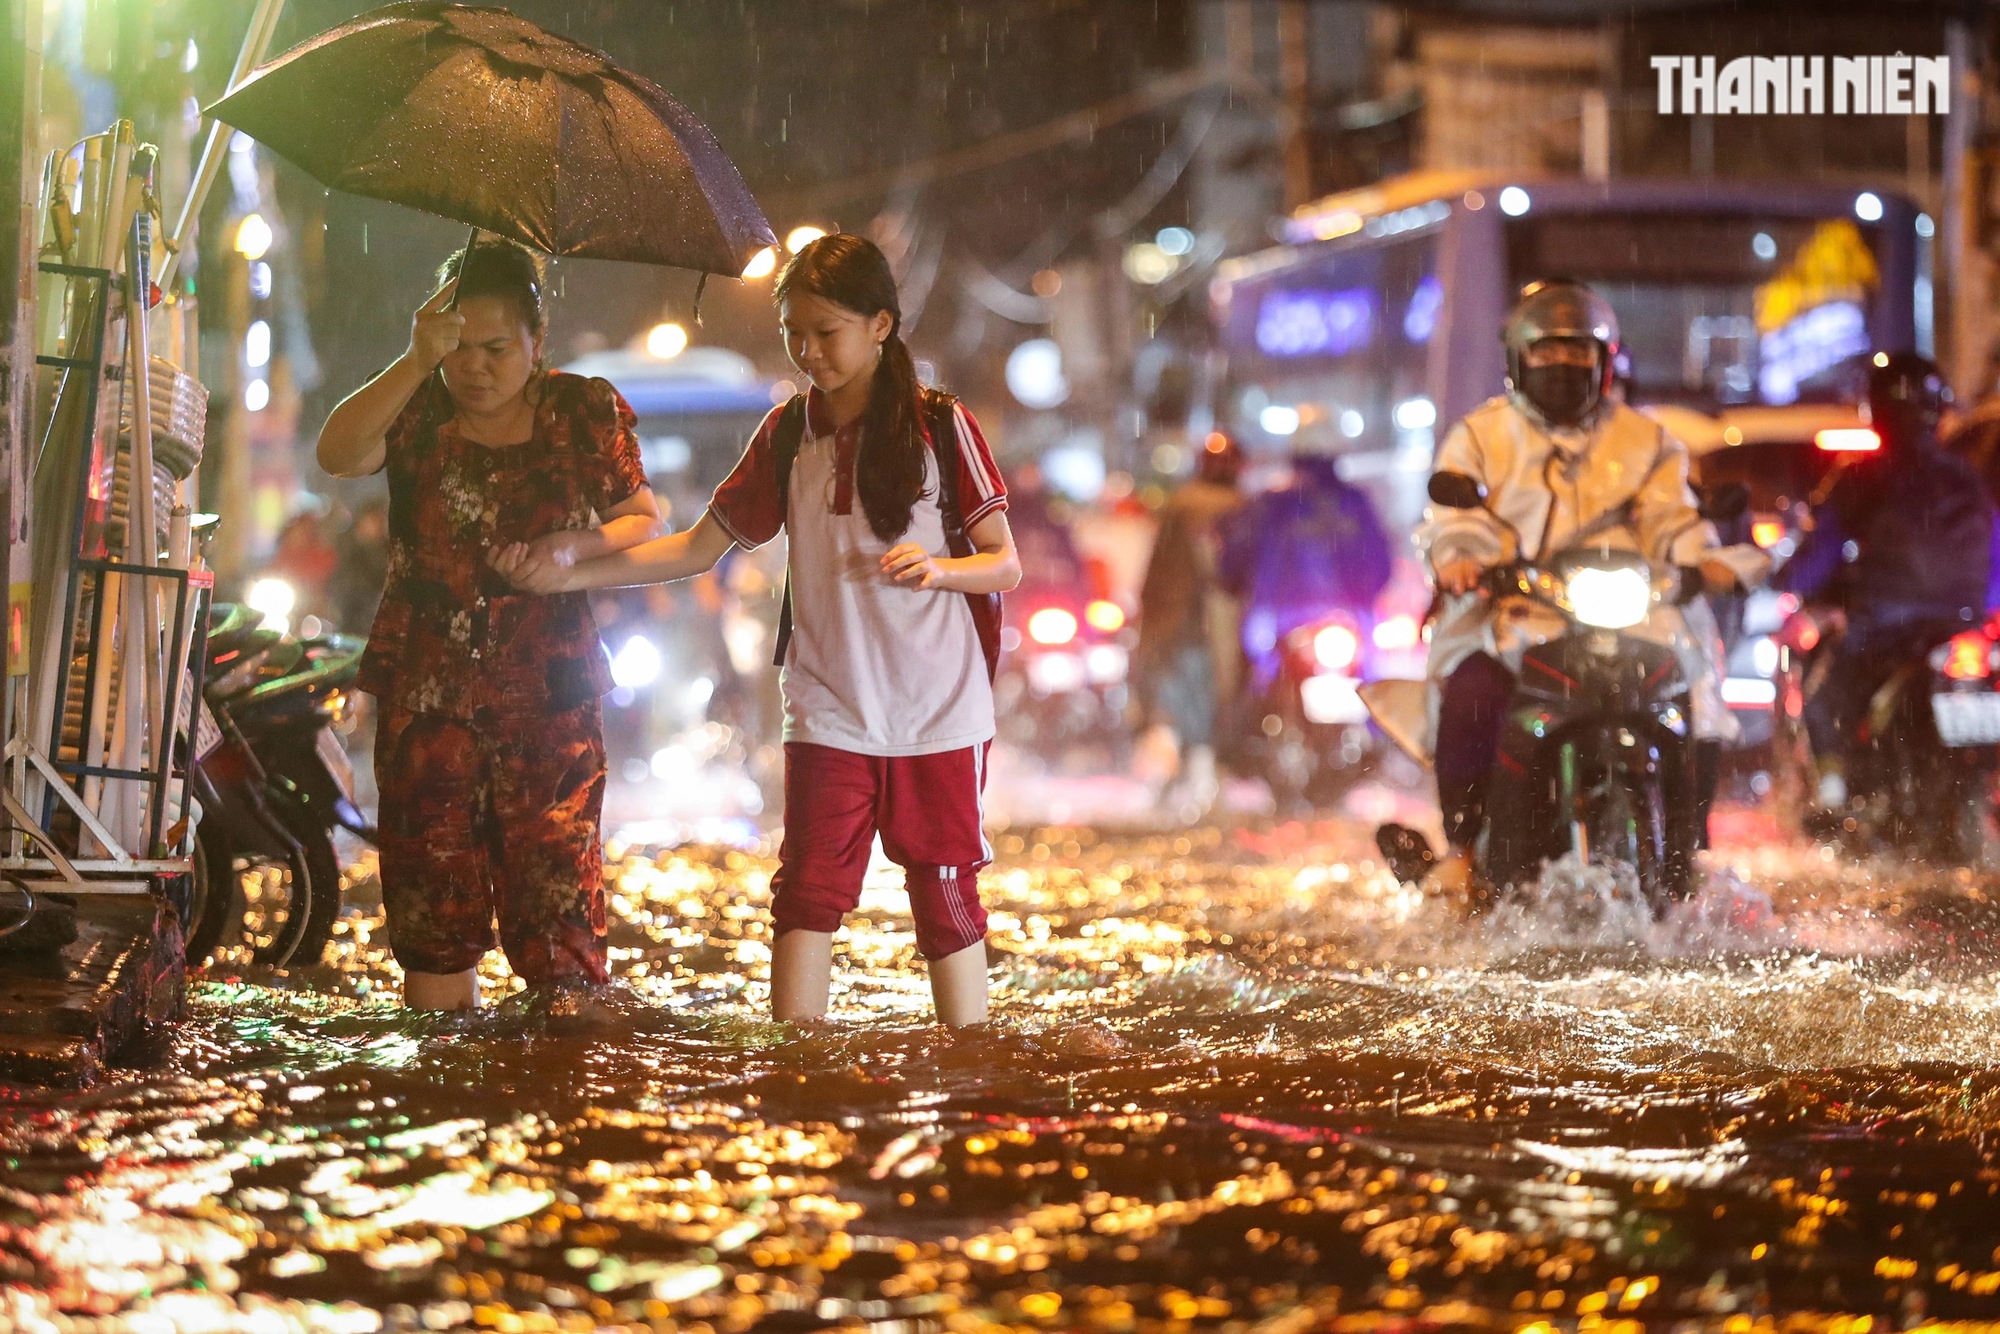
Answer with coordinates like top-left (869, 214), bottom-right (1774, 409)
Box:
top-left (708, 387), bottom-right (1007, 757)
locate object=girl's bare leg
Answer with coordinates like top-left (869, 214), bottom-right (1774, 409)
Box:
top-left (405, 968), bottom-right (479, 1011)
top-left (771, 930), bottom-right (835, 1020)
top-left (927, 941), bottom-right (989, 1026)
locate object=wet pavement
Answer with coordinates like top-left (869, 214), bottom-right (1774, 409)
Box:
top-left (4, 802), bottom-right (2000, 1334)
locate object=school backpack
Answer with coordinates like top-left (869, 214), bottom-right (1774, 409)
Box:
top-left (769, 387), bottom-right (1005, 681)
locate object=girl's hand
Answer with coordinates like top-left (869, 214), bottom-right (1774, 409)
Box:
top-left (487, 534), bottom-right (577, 594)
top-left (409, 280), bottom-right (465, 371)
top-left (882, 542), bottom-right (948, 591)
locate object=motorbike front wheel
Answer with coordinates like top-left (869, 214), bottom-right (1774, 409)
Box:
top-left (267, 794), bottom-right (343, 967)
top-left (185, 819), bottom-right (240, 965)
top-left (1587, 760), bottom-right (1695, 910)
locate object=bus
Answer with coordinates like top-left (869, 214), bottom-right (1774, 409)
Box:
top-left (1210, 171), bottom-right (1927, 530)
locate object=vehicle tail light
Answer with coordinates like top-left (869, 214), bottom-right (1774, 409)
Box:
top-left (1944, 631), bottom-right (1992, 681)
top-left (1313, 622), bottom-right (1360, 671)
top-left (1816, 428), bottom-right (1881, 452)
top-left (1084, 600), bottom-right (1125, 633)
top-left (1027, 607), bottom-right (1078, 646)
top-left (1751, 520), bottom-right (1785, 549)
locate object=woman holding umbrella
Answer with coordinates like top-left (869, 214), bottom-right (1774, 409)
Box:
top-left (316, 238), bottom-right (664, 1010)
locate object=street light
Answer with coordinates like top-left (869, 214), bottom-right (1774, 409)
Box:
top-left (785, 224), bottom-right (828, 253)
top-left (645, 321), bottom-right (688, 359)
top-left (234, 213), bottom-right (273, 260)
top-left (741, 247), bottom-right (777, 279)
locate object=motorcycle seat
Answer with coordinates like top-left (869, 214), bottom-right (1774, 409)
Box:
top-left (240, 636), bottom-right (367, 709)
top-left (204, 603), bottom-right (262, 657)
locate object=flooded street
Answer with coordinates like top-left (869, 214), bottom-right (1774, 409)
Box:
top-left (6, 800), bottom-right (2000, 1334)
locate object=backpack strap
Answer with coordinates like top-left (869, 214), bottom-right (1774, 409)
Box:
top-left (769, 395), bottom-right (809, 669)
top-left (923, 389), bottom-right (1005, 683)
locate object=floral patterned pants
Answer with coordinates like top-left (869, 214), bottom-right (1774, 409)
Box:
top-left (375, 701), bottom-right (609, 986)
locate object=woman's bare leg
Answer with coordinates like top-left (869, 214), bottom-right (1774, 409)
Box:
top-left (927, 941), bottom-right (989, 1026)
top-left (771, 930), bottom-right (835, 1020)
top-left (404, 968), bottom-right (479, 1010)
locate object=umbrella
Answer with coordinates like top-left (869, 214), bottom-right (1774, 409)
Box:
top-left (205, 1), bottom-right (776, 277)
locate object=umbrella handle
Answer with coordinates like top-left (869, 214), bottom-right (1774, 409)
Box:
top-left (445, 223), bottom-right (479, 312)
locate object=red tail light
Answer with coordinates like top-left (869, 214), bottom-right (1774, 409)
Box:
top-left (1313, 623), bottom-right (1360, 671)
top-left (1944, 631), bottom-right (1992, 681)
top-left (1816, 428), bottom-right (1881, 452)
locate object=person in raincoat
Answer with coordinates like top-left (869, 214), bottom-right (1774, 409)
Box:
top-left (1218, 425), bottom-right (1394, 697)
top-left (1417, 280), bottom-right (1766, 896)
top-left (316, 238), bottom-right (665, 1010)
top-left (1779, 352), bottom-right (1995, 811)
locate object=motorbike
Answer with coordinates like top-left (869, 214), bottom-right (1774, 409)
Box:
top-left (1772, 609), bottom-right (2000, 864)
top-left (993, 591), bottom-right (1133, 769)
top-left (186, 601), bottom-right (371, 967)
top-left (1234, 607), bottom-right (1400, 812)
top-left (1375, 471), bottom-right (1714, 909)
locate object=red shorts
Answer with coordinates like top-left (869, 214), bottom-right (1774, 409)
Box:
top-left (772, 741), bottom-right (991, 960)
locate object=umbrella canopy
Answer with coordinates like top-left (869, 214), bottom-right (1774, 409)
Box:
top-left (206, 1), bottom-right (776, 275)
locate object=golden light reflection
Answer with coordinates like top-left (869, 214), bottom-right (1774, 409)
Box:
top-left (0, 830), bottom-right (1995, 1331)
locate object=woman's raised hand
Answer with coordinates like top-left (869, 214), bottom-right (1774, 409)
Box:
top-left (409, 280), bottom-right (465, 371)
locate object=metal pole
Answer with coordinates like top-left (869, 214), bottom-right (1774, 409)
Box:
top-left (1942, 18), bottom-right (1979, 395)
top-left (158, 0), bottom-right (287, 293)
top-left (2, 0), bottom-right (44, 856)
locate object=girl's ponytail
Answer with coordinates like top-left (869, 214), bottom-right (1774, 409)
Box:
top-left (777, 234), bottom-right (928, 543)
top-left (858, 328), bottom-right (926, 543)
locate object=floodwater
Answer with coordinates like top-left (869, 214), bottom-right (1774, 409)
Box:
top-left (5, 811), bottom-right (2000, 1334)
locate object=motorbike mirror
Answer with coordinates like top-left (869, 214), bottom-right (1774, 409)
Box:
top-left (1699, 482), bottom-right (1751, 524)
top-left (1428, 471), bottom-right (1487, 509)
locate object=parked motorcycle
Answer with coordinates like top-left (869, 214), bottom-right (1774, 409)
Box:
top-left (187, 601), bottom-right (370, 967)
top-left (1375, 471), bottom-right (1712, 909)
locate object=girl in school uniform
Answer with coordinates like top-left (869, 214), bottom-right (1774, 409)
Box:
top-left (492, 233), bottom-right (1020, 1025)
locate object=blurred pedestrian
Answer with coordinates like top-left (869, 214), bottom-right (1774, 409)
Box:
top-left (330, 497), bottom-right (390, 635)
top-left (267, 503), bottom-right (339, 623)
top-left (315, 237), bottom-right (665, 1010)
top-left (1005, 459), bottom-right (1087, 599)
top-left (1134, 431), bottom-right (1244, 809)
top-left (493, 234), bottom-right (1020, 1027)
top-left (1219, 428), bottom-right (1394, 697)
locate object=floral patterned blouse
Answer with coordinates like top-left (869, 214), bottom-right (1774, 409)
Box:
top-left (356, 371), bottom-right (649, 719)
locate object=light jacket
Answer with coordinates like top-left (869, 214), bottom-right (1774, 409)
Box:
top-left (1416, 394), bottom-right (1767, 742)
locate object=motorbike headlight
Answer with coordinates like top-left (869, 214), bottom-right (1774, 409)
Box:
top-left (246, 577), bottom-right (296, 635)
top-left (608, 634), bottom-right (663, 689)
top-left (1565, 566), bottom-right (1651, 630)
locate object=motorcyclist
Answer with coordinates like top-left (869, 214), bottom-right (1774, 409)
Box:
top-left (1135, 431), bottom-right (1246, 807)
top-left (1779, 352), bottom-right (1994, 811)
top-left (1218, 424), bottom-right (1393, 701)
top-left (1417, 280), bottom-right (1762, 896)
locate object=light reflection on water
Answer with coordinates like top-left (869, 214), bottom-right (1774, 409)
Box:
top-left (4, 825), bottom-right (2000, 1333)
